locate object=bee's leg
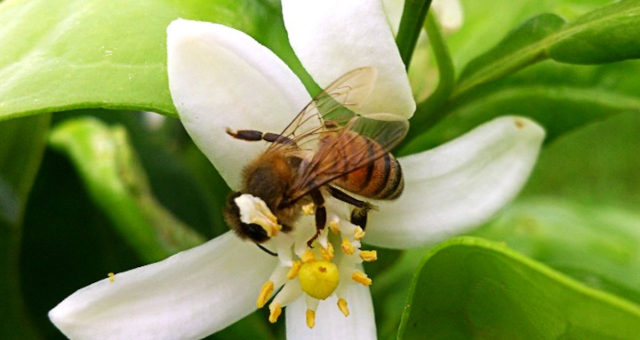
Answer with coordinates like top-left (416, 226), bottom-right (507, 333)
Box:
top-left (307, 190), bottom-right (326, 247)
top-left (226, 128), bottom-right (295, 146)
top-left (328, 186), bottom-right (373, 230)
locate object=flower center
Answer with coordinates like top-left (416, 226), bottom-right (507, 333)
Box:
top-left (238, 194), bottom-right (377, 329)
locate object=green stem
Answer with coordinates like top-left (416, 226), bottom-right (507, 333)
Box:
top-left (402, 13), bottom-right (455, 150)
top-left (396, 0), bottom-right (433, 69)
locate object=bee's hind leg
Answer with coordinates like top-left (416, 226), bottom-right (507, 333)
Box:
top-left (328, 186), bottom-right (374, 230)
top-left (226, 128), bottom-right (295, 145)
top-left (306, 189), bottom-right (326, 247)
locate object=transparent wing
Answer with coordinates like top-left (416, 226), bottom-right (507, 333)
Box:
top-left (267, 67), bottom-right (378, 152)
top-left (286, 113), bottom-right (409, 203)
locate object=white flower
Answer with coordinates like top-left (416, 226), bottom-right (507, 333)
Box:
top-left (49, 1), bottom-right (544, 339)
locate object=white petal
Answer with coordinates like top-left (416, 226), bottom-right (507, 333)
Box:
top-left (49, 232), bottom-right (278, 340)
top-left (167, 19), bottom-right (311, 189)
top-left (282, 0), bottom-right (415, 118)
top-left (366, 116), bottom-right (545, 248)
top-left (285, 283), bottom-right (376, 339)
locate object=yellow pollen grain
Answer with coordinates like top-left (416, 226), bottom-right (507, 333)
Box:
top-left (341, 237), bottom-right (355, 255)
top-left (256, 280), bottom-right (274, 308)
top-left (287, 261), bottom-right (302, 280)
top-left (301, 249), bottom-right (316, 263)
top-left (108, 272), bottom-right (115, 283)
top-left (329, 220), bottom-right (340, 234)
top-left (321, 243), bottom-right (334, 261)
top-left (359, 250), bottom-right (377, 262)
top-left (306, 309), bottom-right (316, 328)
top-left (353, 227), bottom-right (365, 240)
top-left (268, 302), bottom-right (282, 324)
top-left (302, 203), bottom-right (315, 215)
top-left (352, 271), bottom-right (372, 286)
top-left (337, 298), bottom-right (349, 317)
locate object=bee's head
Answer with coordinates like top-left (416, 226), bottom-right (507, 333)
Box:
top-left (224, 192), bottom-right (280, 243)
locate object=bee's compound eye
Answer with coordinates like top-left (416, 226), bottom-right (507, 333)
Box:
top-left (241, 223), bottom-right (270, 243)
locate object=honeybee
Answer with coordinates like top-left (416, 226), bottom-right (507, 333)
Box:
top-left (224, 67), bottom-right (408, 254)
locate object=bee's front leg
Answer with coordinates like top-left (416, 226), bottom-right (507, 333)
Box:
top-left (306, 189), bottom-right (326, 247)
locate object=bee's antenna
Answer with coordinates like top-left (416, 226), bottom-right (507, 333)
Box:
top-left (257, 244), bottom-right (278, 257)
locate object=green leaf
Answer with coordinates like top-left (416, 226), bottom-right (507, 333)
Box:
top-left (402, 60), bottom-right (640, 154)
top-left (48, 117), bottom-right (205, 262)
top-left (0, 115), bottom-right (50, 339)
top-left (0, 0), bottom-right (284, 121)
top-left (475, 198), bottom-right (640, 304)
top-left (398, 237), bottom-right (640, 339)
top-left (455, 0), bottom-right (640, 97)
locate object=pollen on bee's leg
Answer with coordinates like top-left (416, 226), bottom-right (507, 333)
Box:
top-left (352, 271), bottom-right (372, 286)
top-left (256, 280), bottom-right (275, 308)
top-left (301, 203), bottom-right (315, 215)
top-left (268, 302), bottom-right (282, 324)
top-left (359, 250), bottom-right (377, 262)
top-left (287, 261), bottom-right (302, 279)
top-left (341, 237), bottom-right (355, 255)
top-left (337, 298), bottom-right (349, 317)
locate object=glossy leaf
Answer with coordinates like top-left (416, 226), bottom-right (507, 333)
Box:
top-left (0, 115), bottom-right (50, 339)
top-left (48, 117), bottom-right (205, 262)
top-left (475, 198), bottom-right (640, 304)
top-left (0, 0), bottom-right (287, 122)
top-left (456, 0), bottom-right (640, 97)
top-left (402, 60), bottom-right (640, 154)
top-left (398, 237), bottom-right (640, 339)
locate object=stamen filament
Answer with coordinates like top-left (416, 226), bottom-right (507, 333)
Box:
top-left (337, 298), bottom-right (349, 317)
top-left (352, 271), bottom-right (372, 286)
top-left (257, 281), bottom-right (274, 308)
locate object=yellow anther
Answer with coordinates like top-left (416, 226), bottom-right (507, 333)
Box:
top-left (341, 237), bottom-right (355, 255)
top-left (352, 271), bottom-right (372, 286)
top-left (301, 249), bottom-right (316, 263)
top-left (287, 261), bottom-right (302, 280)
top-left (256, 280), bottom-right (274, 308)
top-left (359, 250), bottom-right (378, 262)
top-left (337, 298), bottom-right (349, 317)
top-left (321, 243), bottom-right (334, 261)
top-left (306, 309), bottom-right (316, 329)
top-left (353, 226), bottom-right (365, 240)
top-left (108, 272), bottom-right (115, 283)
top-left (302, 203), bottom-right (315, 215)
top-left (329, 220), bottom-right (340, 234)
top-left (298, 261), bottom-right (339, 300)
top-left (268, 303), bottom-right (282, 324)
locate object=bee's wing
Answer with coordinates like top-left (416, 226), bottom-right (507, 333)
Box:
top-left (286, 113), bottom-right (409, 203)
top-left (268, 67), bottom-right (378, 152)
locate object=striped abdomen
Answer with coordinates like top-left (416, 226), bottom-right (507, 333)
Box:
top-left (328, 133), bottom-right (404, 200)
